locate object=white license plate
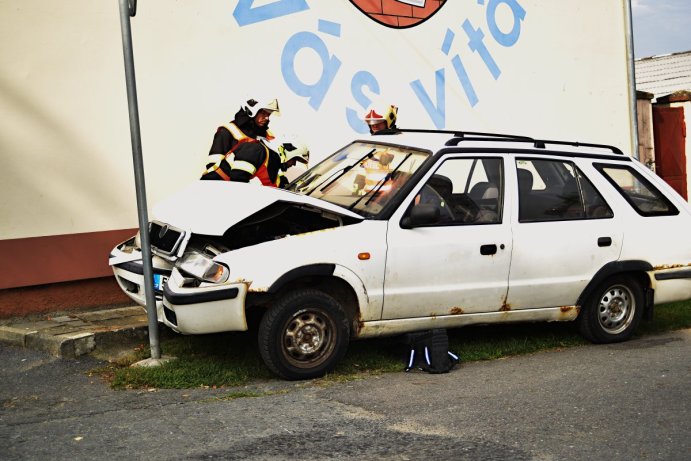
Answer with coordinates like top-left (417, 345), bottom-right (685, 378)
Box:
top-left (153, 274), bottom-right (167, 291)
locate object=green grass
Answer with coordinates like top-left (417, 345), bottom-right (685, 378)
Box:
top-left (103, 300), bottom-right (691, 390)
top-left (638, 300), bottom-right (691, 334)
top-left (109, 331), bottom-right (273, 389)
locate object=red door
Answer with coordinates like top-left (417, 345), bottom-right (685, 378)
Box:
top-left (653, 106), bottom-right (687, 200)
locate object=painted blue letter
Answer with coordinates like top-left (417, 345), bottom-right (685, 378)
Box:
top-left (451, 55), bottom-right (479, 107)
top-left (282, 31), bottom-right (342, 110)
top-left (347, 71), bottom-right (380, 133)
top-left (233, 0), bottom-right (309, 26)
top-left (486, 0), bottom-right (526, 47)
top-left (462, 20), bottom-right (501, 80)
top-left (410, 69), bottom-right (446, 129)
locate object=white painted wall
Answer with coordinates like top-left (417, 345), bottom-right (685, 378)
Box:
top-left (0, 0), bottom-right (635, 240)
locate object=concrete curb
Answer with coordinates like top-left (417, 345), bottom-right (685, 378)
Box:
top-left (0, 305), bottom-right (150, 360)
top-left (25, 331), bottom-right (96, 358)
top-left (0, 325), bottom-right (38, 347)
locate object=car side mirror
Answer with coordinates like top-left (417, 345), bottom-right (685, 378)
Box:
top-left (401, 203), bottom-right (440, 229)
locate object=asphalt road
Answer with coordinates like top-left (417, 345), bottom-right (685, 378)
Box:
top-left (1, 329), bottom-right (689, 460)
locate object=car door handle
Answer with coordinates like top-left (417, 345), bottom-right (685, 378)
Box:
top-left (597, 237), bottom-right (612, 247)
top-left (480, 244), bottom-right (498, 255)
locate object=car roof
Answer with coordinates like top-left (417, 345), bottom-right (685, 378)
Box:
top-left (365, 129), bottom-right (629, 161)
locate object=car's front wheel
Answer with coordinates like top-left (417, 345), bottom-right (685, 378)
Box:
top-left (258, 289), bottom-right (350, 380)
top-left (578, 275), bottom-right (644, 343)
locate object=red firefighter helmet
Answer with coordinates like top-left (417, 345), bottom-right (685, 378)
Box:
top-left (363, 105), bottom-right (398, 131)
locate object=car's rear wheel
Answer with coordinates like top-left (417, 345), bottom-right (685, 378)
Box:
top-left (578, 275), bottom-right (644, 343)
top-left (258, 289), bottom-right (350, 380)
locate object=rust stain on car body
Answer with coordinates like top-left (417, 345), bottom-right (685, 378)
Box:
top-left (449, 307), bottom-right (464, 315)
top-left (236, 278), bottom-right (261, 292)
top-left (292, 228), bottom-right (334, 238)
top-left (653, 262), bottom-right (691, 271)
top-left (559, 305), bottom-right (579, 320)
top-left (499, 292), bottom-right (511, 311)
top-left (356, 311), bottom-right (365, 335)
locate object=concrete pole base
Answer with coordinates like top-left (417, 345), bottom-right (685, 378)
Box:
top-left (131, 356), bottom-right (176, 368)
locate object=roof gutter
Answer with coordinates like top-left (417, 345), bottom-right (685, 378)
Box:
top-left (624, 0), bottom-right (640, 160)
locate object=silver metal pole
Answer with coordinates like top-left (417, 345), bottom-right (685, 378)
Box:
top-left (624, 0), bottom-right (640, 160)
top-left (118, 0), bottom-right (160, 359)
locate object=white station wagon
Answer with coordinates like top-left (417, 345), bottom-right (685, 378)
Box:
top-left (109, 130), bottom-right (691, 380)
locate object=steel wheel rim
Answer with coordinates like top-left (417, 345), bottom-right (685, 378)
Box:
top-left (597, 284), bottom-right (636, 335)
top-left (281, 307), bottom-right (336, 369)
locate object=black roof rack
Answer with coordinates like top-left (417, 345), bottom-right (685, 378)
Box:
top-left (378, 128), bottom-right (533, 142)
top-left (531, 139), bottom-right (624, 155)
top-left (449, 136), bottom-right (624, 155)
top-left (376, 128), bottom-right (624, 156)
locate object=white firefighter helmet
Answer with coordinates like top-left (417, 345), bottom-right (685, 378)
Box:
top-left (243, 98), bottom-right (281, 117)
top-left (363, 104), bottom-right (398, 129)
top-left (278, 140), bottom-right (310, 165)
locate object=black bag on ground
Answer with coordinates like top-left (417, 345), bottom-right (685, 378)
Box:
top-left (403, 328), bottom-right (460, 374)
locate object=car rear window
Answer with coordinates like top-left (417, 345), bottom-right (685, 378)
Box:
top-left (595, 164), bottom-right (679, 216)
top-left (516, 159), bottom-right (613, 222)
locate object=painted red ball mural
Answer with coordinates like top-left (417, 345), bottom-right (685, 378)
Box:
top-left (349, 0), bottom-right (447, 28)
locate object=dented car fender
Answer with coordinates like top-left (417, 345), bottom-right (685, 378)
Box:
top-left (214, 220), bottom-right (388, 313)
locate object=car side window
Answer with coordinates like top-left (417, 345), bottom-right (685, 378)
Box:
top-left (595, 164), bottom-right (679, 216)
top-left (517, 159), bottom-right (613, 222)
top-left (406, 157), bottom-right (503, 226)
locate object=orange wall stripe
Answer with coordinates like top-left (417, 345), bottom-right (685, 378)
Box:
top-left (0, 228), bottom-right (138, 289)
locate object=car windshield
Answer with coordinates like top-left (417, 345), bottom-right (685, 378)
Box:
top-left (287, 141), bottom-right (430, 217)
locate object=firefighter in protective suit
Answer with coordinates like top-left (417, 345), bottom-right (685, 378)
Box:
top-left (232, 137), bottom-right (310, 188)
top-left (203, 138), bottom-right (308, 188)
top-left (363, 104), bottom-right (398, 134)
top-left (201, 98), bottom-right (279, 183)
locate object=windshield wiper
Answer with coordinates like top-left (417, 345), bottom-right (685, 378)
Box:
top-left (348, 153), bottom-right (412, 210)
top-left (306, 148), bottom-right (376, 196)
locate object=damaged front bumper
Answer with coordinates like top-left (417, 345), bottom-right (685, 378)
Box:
top-left (109, 237), bottom-right (173, 309)
top-left (160, 268), bottom-right (248, 335)
top-left (110, 235), bottom-right (250, 336)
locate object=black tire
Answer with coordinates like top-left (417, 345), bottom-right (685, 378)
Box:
top-left (578, 275), bottom-right (644, 343)
top-left (258, 289), bottom-right (350, 380)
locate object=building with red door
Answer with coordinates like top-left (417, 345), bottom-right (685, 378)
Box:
top-left (635, 50), bottom-right (691, 201)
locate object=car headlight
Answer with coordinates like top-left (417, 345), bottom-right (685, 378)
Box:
top-left (176, 251), bottom-right (229, 283)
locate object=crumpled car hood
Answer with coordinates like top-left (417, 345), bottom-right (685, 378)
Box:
top-left (152, 181), bottom-right (363, 236)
